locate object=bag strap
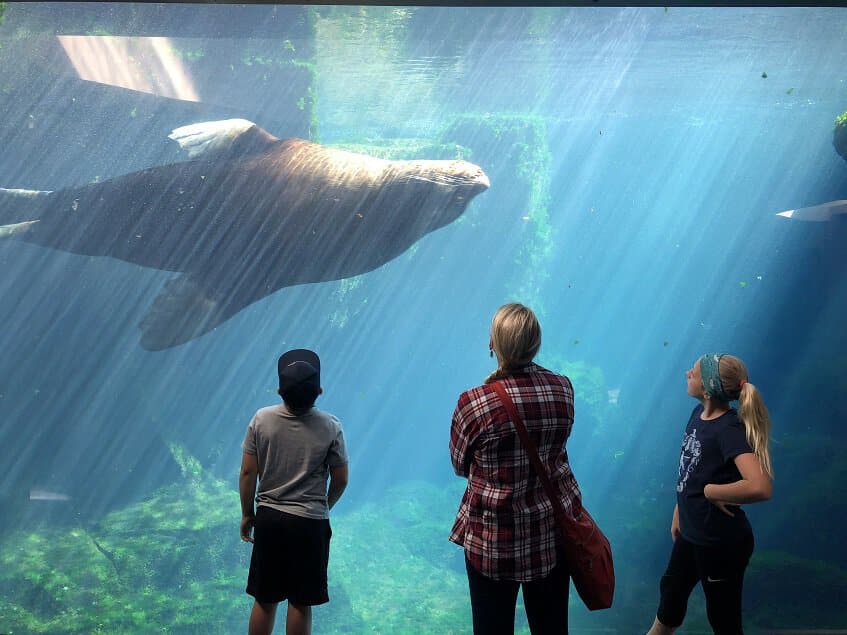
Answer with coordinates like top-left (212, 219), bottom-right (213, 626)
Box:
top-left (492, 381), bottom-right (580, 530)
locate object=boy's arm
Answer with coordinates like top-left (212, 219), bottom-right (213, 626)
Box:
top-left (239, 452), bottom-right (259, 542)
top-left (327, 463), bottom-right (349, 510)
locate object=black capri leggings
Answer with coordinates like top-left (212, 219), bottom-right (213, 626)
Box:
top-left (657, 533), bottom-right (754, 635)
top-left (465, 554), bottom-right (570, 635)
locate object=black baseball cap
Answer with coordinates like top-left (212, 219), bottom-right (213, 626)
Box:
top-left (277, 349), bottom-right (320, 408)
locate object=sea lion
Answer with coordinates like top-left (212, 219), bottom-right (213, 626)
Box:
top-left (776, 199), bottom-right (847, 222)
top-left (0, 119), bottom-right (489, 350)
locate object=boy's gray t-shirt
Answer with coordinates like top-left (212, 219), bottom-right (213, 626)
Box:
top-left (242, 403), bottom-right (348, 520)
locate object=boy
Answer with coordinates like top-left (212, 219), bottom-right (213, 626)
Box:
top-left (240, 349), bottom-right (349, 635)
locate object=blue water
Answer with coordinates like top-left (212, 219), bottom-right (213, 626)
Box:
top-left (1, 4), bottom-right (846, 633)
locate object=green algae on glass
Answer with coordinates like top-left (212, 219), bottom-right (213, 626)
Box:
top-left (835, 109), bottom-right (847, 161)
top-left (314, 5), bottom-right (414, 50)
top-left (168, 47), bottom-right (205, 61)
top-left (331, 138), bottom-right (472, 161)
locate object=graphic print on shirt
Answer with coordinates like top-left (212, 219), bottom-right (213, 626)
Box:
top-left (677, 428), bottom-right (701, 493)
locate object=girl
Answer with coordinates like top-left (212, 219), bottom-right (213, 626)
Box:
top-left (647, 353), bottom-right (773, 635)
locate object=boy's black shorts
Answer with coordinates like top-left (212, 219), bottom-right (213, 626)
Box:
top-left (246, 506), bottom-right (332, 606)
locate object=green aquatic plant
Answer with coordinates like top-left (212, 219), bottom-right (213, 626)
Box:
top-left (0, 458), bottom-right (480, 633)
top-left (7, 442), bottom-right (833, 633)
top-left (325, 480), bottom-right (472, 633)
top-left (0, 445), bottom-right (248, 633)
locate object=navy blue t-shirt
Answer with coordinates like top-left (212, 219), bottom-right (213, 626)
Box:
top-left (676, 404), bottom-right (754, 545)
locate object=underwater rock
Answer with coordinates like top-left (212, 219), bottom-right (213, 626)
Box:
top-left (0, 119), bottom-right (489, 350)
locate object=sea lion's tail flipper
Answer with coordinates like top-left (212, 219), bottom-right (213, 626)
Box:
top-left (0, 220), bottom-right (40, 238)
top-left (139, 274), bottom-right (236, 350)
top-left (776, 199), bottom-right (847, 222)
top-left (0, 187), bottom-right (51, 227)
top-left (168, 119), bottom-right (280, 160)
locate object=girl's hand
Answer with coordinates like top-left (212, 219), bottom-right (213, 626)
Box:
top-left (671, 504), bottom-right (680, 541)
top-left (710, 499), bottom-right (737, 517)
top-left (704, 484), bottom-right (738, 517)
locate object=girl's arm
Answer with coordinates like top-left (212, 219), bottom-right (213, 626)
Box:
top-left (671, 503), bottom-right (680, 541)
top-left (705, 452), bottom-right (772, 508)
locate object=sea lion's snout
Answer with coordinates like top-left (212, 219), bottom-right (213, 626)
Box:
top-left (475, 169), bottom-right (490, 191)
top-left (461, 164), bottom-right (490, 200)
top-left (471, 164), bottom-right (491, 192)
top-left (453, 161), bottom-right (490, 191)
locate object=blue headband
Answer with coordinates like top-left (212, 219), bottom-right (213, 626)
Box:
top-left (699, 353), bottom-right (733, 402)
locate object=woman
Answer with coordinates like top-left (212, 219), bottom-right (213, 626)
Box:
top-left (647, 353), bottom-right (773, 635)
top-left (449, 303), bottom-right (581, 634)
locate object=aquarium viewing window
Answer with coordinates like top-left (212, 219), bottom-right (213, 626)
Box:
top-left (0, 2), bottom-right (846, 634)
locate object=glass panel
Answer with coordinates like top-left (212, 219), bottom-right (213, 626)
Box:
top-left (1, 4), bottom-right (845, 632)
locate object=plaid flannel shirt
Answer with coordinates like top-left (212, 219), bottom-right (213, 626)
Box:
top-left (449, 363), bottom-right (581, 581)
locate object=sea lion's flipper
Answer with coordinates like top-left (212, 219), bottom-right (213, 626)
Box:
top-left (0, 220), bottom-right (40, 238)
top-left (139, 274), bottom-right (233, 350)
top-left (168, 119), bottom-right (280, 160)
top-left (0, 187), bottom-right (51, 226)
top-left (777, 200), bottom-right (847, 222)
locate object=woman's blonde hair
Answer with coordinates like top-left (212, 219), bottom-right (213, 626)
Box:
top-left (719, 354), bottom-right (774, 478)
top-left (484, 303), bottom-right (541, 384)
